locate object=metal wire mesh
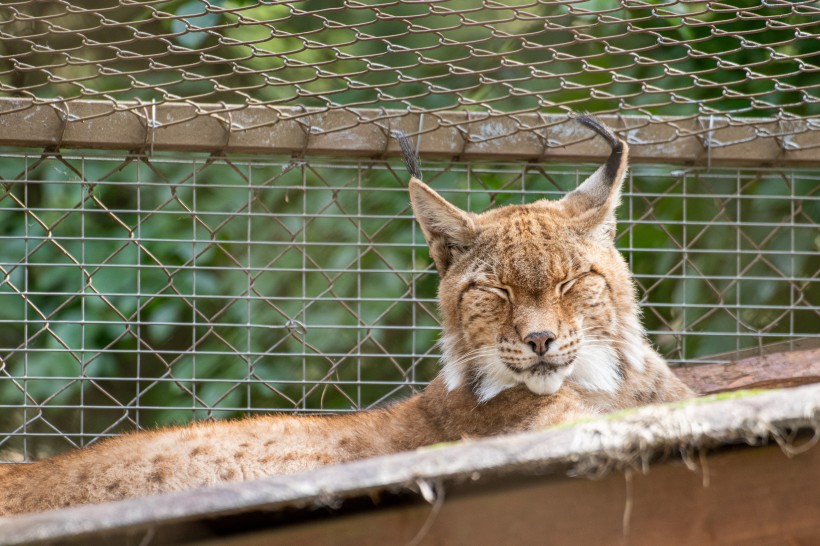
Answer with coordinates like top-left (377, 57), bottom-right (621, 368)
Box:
top-left (0, 151), bottom-right (817, 459)
top-left (0, 1), bottom-right (818, 162)
top-left (0, 1), bottom-right (818, 460)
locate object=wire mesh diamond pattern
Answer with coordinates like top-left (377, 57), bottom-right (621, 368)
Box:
top-left (0, 1), bottom-right (817, 160)
top-left (0, 152), bottom-right (817, 459)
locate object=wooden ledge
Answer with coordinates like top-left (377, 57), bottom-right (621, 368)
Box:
top-left (1, 97), bottom-right (818, 166)
top-left (1, 384), bottom-right (817, 546)
top-left (674, 346), bottom-right (820, 395)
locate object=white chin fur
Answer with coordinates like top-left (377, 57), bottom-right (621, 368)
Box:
top-left (441, 335), bottom-right (629, 402)
top-left (522, 364), bottom-right (573, 395)
top-left (475, 360), bottom-right (573, 403)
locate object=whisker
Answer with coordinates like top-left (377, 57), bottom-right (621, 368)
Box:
top-left (448, 353), bottom-right (493, 364)
top-left (444, 345), bottom-right (497, 358)
top-left (582, 340), bottom-right (632, 347)
top-left (581, 336), bottom-right (632, 345)
top-left (582, 339), bottom-right (627, 345)
top-left (444, 348), bottom-right (498, 367)
top-left (574, 326), bottom-right (604, 335)
top-left (448, 347), bottom-right (498, 359)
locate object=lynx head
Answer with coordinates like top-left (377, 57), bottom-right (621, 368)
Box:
top-left (403, 116), bottom-right (648, 402)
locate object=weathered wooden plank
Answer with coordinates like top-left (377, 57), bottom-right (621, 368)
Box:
top-left (0, 98), bottom-right (816, 166)
top-left (206, 442), bottom-right (820, 546)
top-left (675, 347), bottom-right (820, 394)
top-left (1, 384), bottom-right (817, 546)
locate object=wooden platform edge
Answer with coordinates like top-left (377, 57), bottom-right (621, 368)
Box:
top-left (1, 383), bottom-right (818, 546)
top-left (199, 441), bottom-right (820, 546)
top-left (674, 347), bottom-right (820, 394)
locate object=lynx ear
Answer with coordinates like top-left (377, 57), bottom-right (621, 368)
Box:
top-left (396, 131), bottom-right (477, 274)
top-left (560, 116), bottom-right (629, 240)
top-left (409, 178), bottom-right (477, 275)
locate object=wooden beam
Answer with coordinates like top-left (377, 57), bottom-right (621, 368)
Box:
top-left (0, 98), bottom-right (817, 166)
top-left (2, 385), bottom-right (817, 546)
top-left (674, 347), bottom-right (820, 394)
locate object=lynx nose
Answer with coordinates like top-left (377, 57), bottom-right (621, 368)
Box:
top-left (524, 331), bottom-right (556, 356)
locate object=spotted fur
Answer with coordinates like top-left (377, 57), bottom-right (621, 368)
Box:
top-left (411, 115), bottom-right (693, 406)
top-left (0, 117), bottom-right (693, 516)
top-left (410, 116), bottom-right (690, 408)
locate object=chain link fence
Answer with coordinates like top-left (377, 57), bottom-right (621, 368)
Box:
top-left (0, 0), bottom-right (818, 162)
top-left (0, 1), bottom-right (818, 460)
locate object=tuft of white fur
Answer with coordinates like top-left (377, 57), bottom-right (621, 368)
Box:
top-left (439, 334), bottom-right (519, 401)
top-left (570, 342), bottom-right (622, 394)
top-left (522, 365), bottom-right (573, 396)
top-left (620, 313), bottom-right (647, 372)
top-left (439, 333), bottom-right (464, 391)
top-left (440, 327), bottom-right (642, 402)
top-left (475, 358), bottom-right (519, 403)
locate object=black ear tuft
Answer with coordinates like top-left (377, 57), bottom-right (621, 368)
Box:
top-left (559, 116), bottom-right (630, 239)
top-left (395, 131), bottom-right (423, 180)
top-left (575, 114), bottom-right (622, 152)
top-left (575, 114), bottom-right (625, 181)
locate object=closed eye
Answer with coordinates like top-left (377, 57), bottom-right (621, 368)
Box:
top-left (478, 285), bottom-right (511, 300)
top-left (558, 278), bottom-right (577, 296)
top-left (558, 272), bottom-right (592, 296)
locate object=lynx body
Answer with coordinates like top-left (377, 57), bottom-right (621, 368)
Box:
top-left (0, 117), bottom-right (692, 515)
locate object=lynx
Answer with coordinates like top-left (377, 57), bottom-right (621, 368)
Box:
top-left (0, 116), bottom-right (693, 516)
